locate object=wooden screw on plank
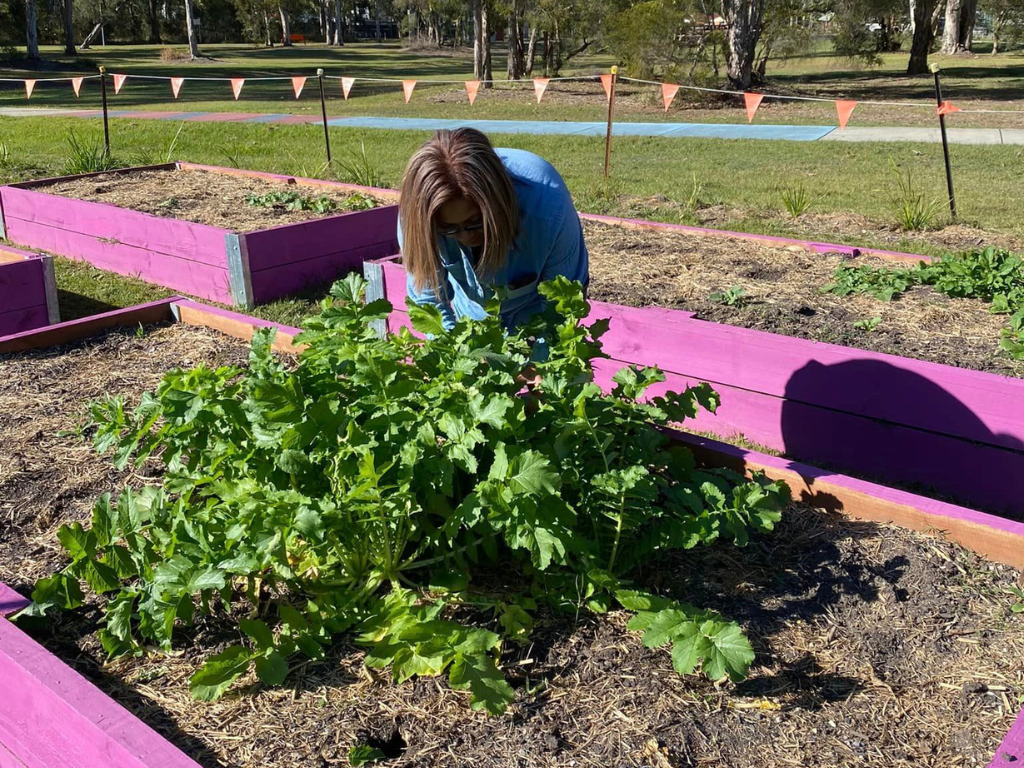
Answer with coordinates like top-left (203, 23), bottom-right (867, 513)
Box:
top-left (929, 63), bottom-right (957, 222)
top-left (603, 66), bottom-right (618, 179)
top-left (317, 68), bottom-right (331, 164)
top-left (98, 65), bottom-right (111, 157)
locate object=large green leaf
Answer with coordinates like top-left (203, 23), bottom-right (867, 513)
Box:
top-left (448, 653), bottom-right (514, 716)
top-left (189, 646), bottom-right (253, 701)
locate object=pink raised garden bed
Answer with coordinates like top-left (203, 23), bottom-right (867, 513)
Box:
top-left (366, 255), bottom-right (1024, 521)
top-left (0, 244), bottom-right (59, 337)
top-left (0, 298), bottom-right (1022, 767)
top-left (0, 163), bottom-right (399, 308)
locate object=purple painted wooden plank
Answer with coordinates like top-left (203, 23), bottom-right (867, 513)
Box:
top-left (0, 258), bottom-right (48, 314)
top-left (592, 357), bottom-right (1024, 517)
top-left (578, 213), bottom-right (937, 264)
top-left (1, 187), bottom-right (231, 267)
top-left (990, 708), bottom-right (1024, 766)
top-left (375, 258), bottom-right (1024, 453)
top-left (244, 205), bottom-right (399, 272)
top-left (0, 584), bottom-right (29, 618)
top-left (0, 613), bottom-right (202, 768)
top-left (249, 239), bottom-right (399, 304)
top-left (172, 299), bottom-right (302, 336)
top-left (0, 304), bottom-right (49, 338)
top-left (3, 219), bottom-right (233, 304)
top-left (0, 299), bottom-right (179, 354)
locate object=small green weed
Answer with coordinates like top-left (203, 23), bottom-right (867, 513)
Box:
top-left (0, 142), bottom-right (11, 168)
top-left (888, 159), bottom-right (942, 231)
top-left (853, 316), bottom-right (882, 332)
top-left (709, 286), bottom-right (746, 306)
top-left (1007, 586), bottom-right (1024, 614)
top-left (348, 745), bottom-right (387, 766)
top-left (686, 172), bottom-right (708, 210)
top-left (780, 184), bottom-right (812, 218)
top-left (62, 131), bottom-right (121, 175)
top-left (823, 264), bottom-right (916, 302)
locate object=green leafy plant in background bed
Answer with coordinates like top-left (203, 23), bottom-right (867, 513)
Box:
top-left (245, 190), bottom-right (376, 214)
top-left (22, 277), bottom-right (788, 714)
top-left (823, 246), bottom-right (1024, 359)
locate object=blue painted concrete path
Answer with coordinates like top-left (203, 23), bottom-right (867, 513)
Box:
top-left (1, 107), bottom-right (1019, 144)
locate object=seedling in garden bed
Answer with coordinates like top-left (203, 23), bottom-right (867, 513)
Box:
top-left (1008, 585), bottom-right (1024, 614)
top-left (853, 316), bottom-right (882, 332)
top-left (22, 277), bottom-right (788, 715)
top-left (709, 285), bottom-right (747, 306)
top-left (246, 190), bottom-right (376, 214)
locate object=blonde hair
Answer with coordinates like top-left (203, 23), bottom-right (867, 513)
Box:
top-left (399, 128), bottom-right (520, 293)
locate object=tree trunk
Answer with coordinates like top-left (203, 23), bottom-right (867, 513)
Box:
top-left (374, 0), bottom-right (381, 40)
top-left (506, 2), bottom-right (524, 79)
top-left (265, 10), bottom-right (274, 45)
top-left (63, 0), bottom-right (76, 54)
top-left (81, 21), bottom-right (102, 48)
top-left (723, 0), bottom-right (765, 90)
top-left (473, 0), bottom-right (484, 77)
top-left (907, 0), bottom-right (937, 73)
top-left (26, 0), bottom-right (40, 59)
top-left (148, 0), bottom-right (161, 42)
top-left (930, 0), bottom-right (944, 41)
top-left (525, 24), bottom-right (537, 75)
top-left (280, 7), bottom-right (292, 45)
top-left (333, 0), bottom-right (344, 44)
top-left (184, 0), bottom-right (200, 58)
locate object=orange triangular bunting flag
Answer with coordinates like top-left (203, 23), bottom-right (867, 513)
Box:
top-left (230, 78), bottom-right (245, 100)
top-left (170, 77), bottom-right (184, 99)
top-left (662, 83), bottom-right (680, 111)
top-left (533, 77), bottom-right (550, 103)
top-left (465, 80), bottom-right (481, 105)
top-left (835, 100), bottom-right (857, 130)
top-left (402, 80), bottom-right (416, 103)
top-left (25, 79), bottom-right (36, 99)
top-left (744, 92), bottom-right (764, 123)
top-left (112, 74), bottom-right (127, 94)
top-left (291, 76), bottom-right (306, 99)
top-left (600, 73), bottom-right (613, 101)
top-left (341, 77), bottom-right (355, 99)
top-left (71, 77), bottom-right (84, 97)
top-left (937, 101), bottom-right (960, 115)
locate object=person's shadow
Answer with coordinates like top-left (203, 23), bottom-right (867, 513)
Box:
top-left (781, 359), bottom-right (1024, 521)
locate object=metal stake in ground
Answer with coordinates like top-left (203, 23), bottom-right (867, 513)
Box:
top-left (98, 66), bottom-right (111, 157)
top-left (603, 66), bottom-right (618, 180)
top-left (930, 63), bottom-right (957, 222)
top-left (317, 68), bottom-right (331, 164)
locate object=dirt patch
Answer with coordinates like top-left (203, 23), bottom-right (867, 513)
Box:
top-left (1, 324), bottom-right (1022, 768)
top-left (583, 219), bottom-right (1024, 378)
top-left (38, 168), bottom-right (384, 232)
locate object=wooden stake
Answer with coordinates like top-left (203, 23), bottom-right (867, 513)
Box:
top-left (317, 68), bottom-right (331, 164)
top-left (603, 66), bottom-right (617, 180)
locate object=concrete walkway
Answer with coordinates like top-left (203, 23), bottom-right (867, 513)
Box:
top-left (2, 107), bottom-right (1022, 145)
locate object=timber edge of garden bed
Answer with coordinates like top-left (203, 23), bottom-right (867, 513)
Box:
top-left (0, 243), bottom-right (59, 337)
top-left (0, 162), bottom-right (400, 308)
top-left (0, 297), bottom-right (1022, 768)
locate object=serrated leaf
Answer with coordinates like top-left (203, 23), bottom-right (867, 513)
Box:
top-left (448, 652), bottom-right (514, 716)
top-left (699, 621), bottom-right (754, 682)
top-left (348, 745), bottom-right (387, 766)
top-left (190, 646), bottom-right (252, 701)
top-left (254, 650), bottom-right (289, 686)
top-left (507, 451), bottom-right (560, 496)
top-left (30, 572), bottom-right (84, 613)
top-left (239, 618), bottom-right (275, 651)
top-left (638, 608), bottom-right (699, 648)
top-left (408, 303), bottom-right (447, 336)
top-left (57, 523), bottom-right (95, 562)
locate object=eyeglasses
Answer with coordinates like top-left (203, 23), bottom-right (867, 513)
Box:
top-left (438, 220), bottom-right (484, 237)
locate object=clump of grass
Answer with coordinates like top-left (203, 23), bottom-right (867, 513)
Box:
top-left (0, 141), bottom-right (11, 168)
top-left (62, 131), bottom-right (121, 175)
top-left (780, 184), bottom-right (812, 218)
top-left (888, 159), bottom-right (942, 231)
top-left (333, 143), bottom-right (388, 188)
top-left (160, 47), bottom-right (191, 62)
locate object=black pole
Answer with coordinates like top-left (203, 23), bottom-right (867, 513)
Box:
top-left (930, 64), bottom-right (957, 222)
top-left (99, 66), bottom-right (111, 157)
top-left (317, 68), bottom-right (331, 165)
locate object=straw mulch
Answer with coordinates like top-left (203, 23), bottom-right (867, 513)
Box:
top-left (1, 324), bottom-right (1022, 768)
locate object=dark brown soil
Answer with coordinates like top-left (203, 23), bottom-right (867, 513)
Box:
top-left (38, 168), bottom-right (383, 232)
top-left (1, 324), bottom-right (1022, 768)
top-left (584, 219), bottom-right (1024, 378)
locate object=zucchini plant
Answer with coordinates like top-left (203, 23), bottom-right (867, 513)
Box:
top-left (25, 276), bottom-right (788, 714)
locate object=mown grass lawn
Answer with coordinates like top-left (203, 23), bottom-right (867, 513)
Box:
top-left (1, 112), bottom-right (1022, 326)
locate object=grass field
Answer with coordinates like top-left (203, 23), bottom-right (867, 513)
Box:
top-left (2, 42), bottom-right (1023, 128)
top-left (1, 109), bottom-right (1021, 326)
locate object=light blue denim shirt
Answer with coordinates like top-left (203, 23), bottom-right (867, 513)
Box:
top-left (399, 148), bottom-right (589, 333)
